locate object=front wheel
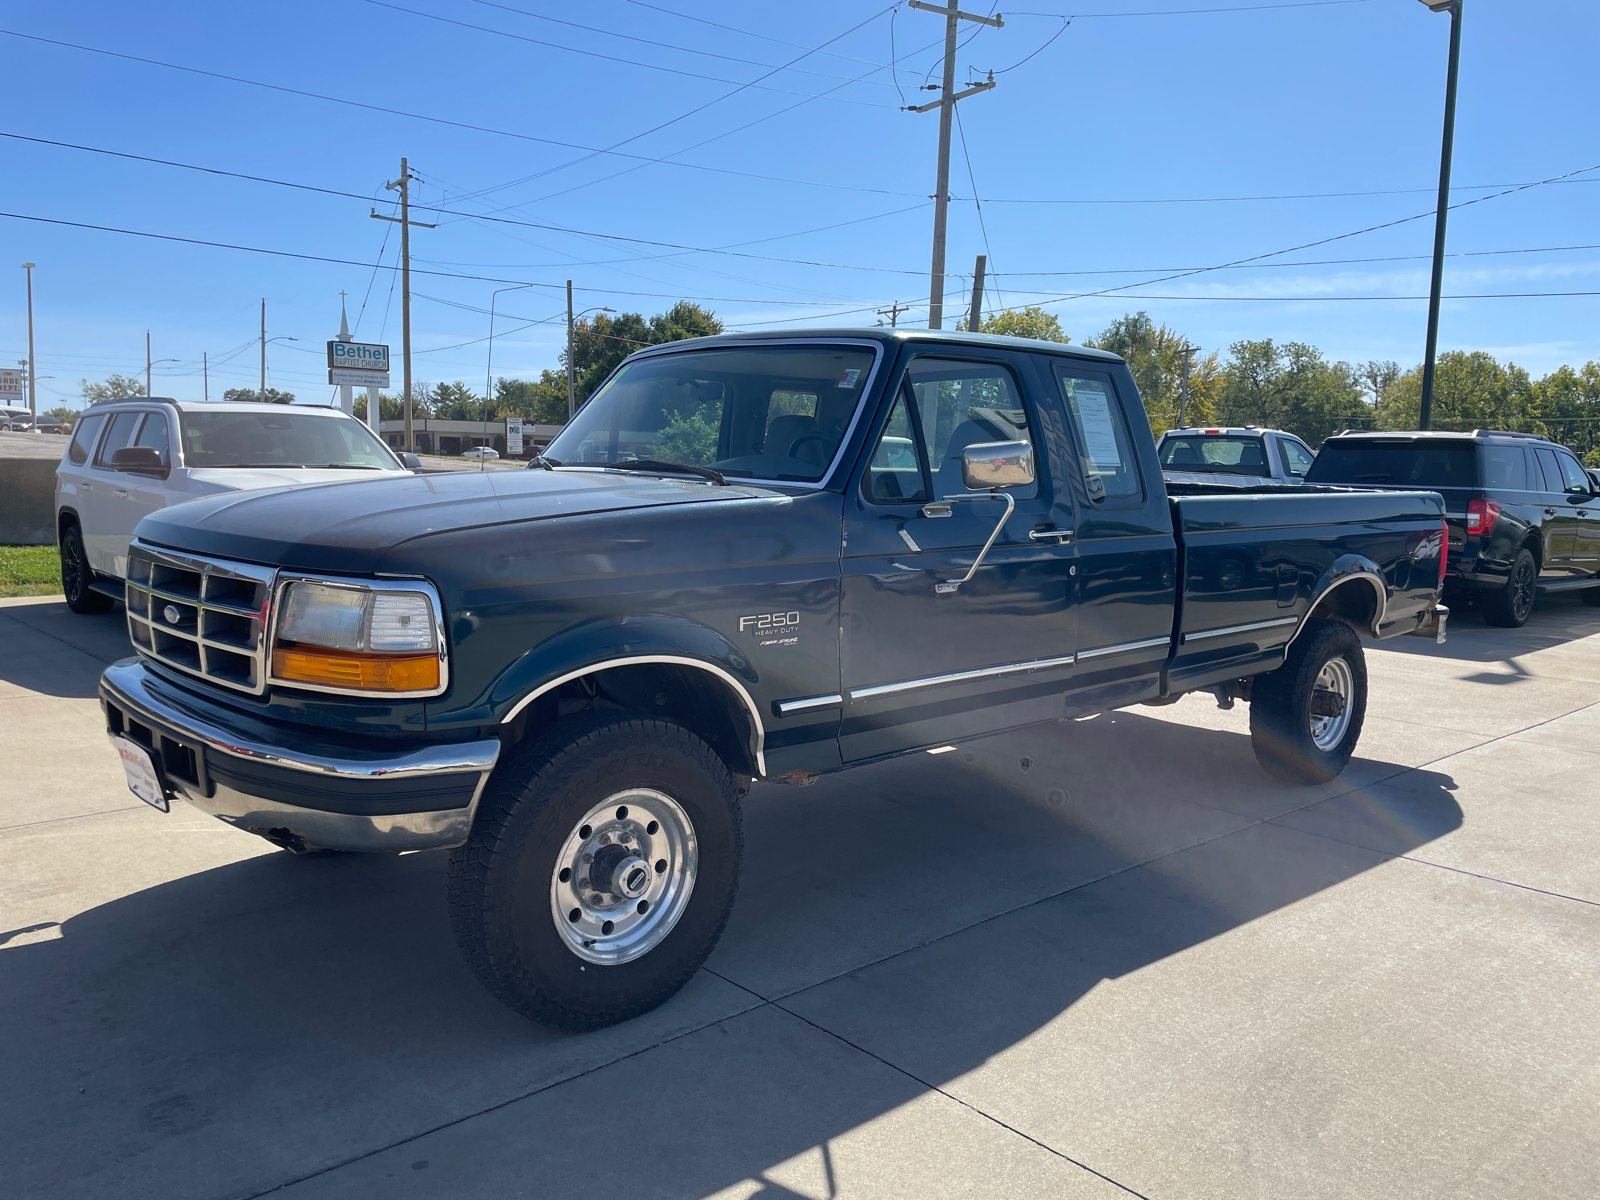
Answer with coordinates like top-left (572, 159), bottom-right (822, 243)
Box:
top-left (59, 524), bottom-right (113, 614)
top-left (448, 713), bottom-right (742, 1031)
top-left (1249, 619), bottom-right (1368, 784)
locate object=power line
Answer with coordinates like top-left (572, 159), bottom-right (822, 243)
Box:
top-left (621, 0), bottom-right (902, 70)
top-left (1007, 1), bottom-right (1374, 17)
top-left (364, 0), bottom-right (897, 108)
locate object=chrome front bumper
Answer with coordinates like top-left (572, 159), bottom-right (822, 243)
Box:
top-left (100, 659), bottom-right (501, 853)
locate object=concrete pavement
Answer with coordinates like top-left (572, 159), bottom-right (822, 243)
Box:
top-left (2, 593), bottom-right (1596, 1199)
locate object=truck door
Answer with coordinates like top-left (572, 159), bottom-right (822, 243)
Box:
top-left (1048, 362), bottom-right (1178, 714)
top-left (838, 352), bottom-right (1078, 763)
top-left (80, 410), bottom-right (146, 574)
top-left (1531, 447), bottom-right (1578, 575)
top-left (1551, 447), bottom-right (1600, 572)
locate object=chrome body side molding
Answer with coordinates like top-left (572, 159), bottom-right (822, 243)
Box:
top-left (776, 693), bottom-right (844, 717)
top-left (848, 653), bottom-right (1076, 702)
top-left (1181, 615), bottom-right (1298, 644)
top-left (1076, 635), bottom-right (1172, 661)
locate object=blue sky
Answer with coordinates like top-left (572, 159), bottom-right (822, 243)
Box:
top-left (2, 0), bottom-right (1595, 409)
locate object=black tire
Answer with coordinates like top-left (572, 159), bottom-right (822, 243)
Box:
top-left (1482, 548), bottom-right (1537, 627)
top-left (1249, 618), bottom-right (1368, 785)
top-left (59, 524), bottom-right (113, 614)
top-left (448, 712), bottom-right (742, 1032)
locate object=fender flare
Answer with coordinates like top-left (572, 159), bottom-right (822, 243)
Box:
top-left (492, 615), bottom-right (766, 777)
top-left (1289, 554), bottom-right (1387, 646)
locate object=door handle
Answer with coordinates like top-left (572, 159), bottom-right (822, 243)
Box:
top-left (1545, 508), bottom-right (1557, 516)
top-left (1028, 527), bottom-right (1074, 544)
top-left (921, 503), bottom-right (953, 518)
top-left (113, 488), bottom-right (130, 499)
top-left (1580, 510), bottom-right (1590, 517)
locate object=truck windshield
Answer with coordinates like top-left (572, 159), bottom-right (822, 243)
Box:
top-left (1159, 434), bottom-right (1270, 476)
top-left (544, 344), bottom-right (878, 483)
top-left (1306, 441), bottom-right (1477, 488)
top-left (179, 410), bottom-right (400, 470)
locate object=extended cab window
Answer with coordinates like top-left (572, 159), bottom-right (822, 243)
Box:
top-left (1055, 367), bottom-right (1140, 501)
top-left (546, 344), bottom-right (877, 483)
top-left (67, 412), bottom-right (107, 465)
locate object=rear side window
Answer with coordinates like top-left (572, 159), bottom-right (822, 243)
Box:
top-left (94, 412), bottom-right (143, 467)
top-left (1305, 441), bottom-right (1476, 488)
top-left (1532, 448), bottom-right (1566, 493)
top-left (1056, 367), bottom-right (1141, 501)
top-left (1481, 446), bottom-right (1528, 490)
top-left (67, 413), bottom-right (107, 465)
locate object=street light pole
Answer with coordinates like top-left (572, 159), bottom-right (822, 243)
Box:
top-left (21, 263), bottom-right (36, 419)
top-left (1417, 0), bottom-right (1463, 431)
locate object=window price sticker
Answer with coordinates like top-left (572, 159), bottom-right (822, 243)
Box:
top-left (836, 369), bottom-right (862, 389)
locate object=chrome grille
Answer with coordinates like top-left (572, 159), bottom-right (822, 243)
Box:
top-left (126, 543), bottom-right (277, 695)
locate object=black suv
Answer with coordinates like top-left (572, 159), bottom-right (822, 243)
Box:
top-left (1308, 430), bottom-right (1600, 627)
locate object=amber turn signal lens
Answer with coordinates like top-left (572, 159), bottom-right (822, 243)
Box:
top-left (272, 644), bottom-right (440, 692)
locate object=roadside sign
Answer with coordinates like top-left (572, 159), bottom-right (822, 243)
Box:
top-left (326, 340), bottom-right (390, 373)
top-left (330, 368), bottom-right (391, 387)
top-left (0, 369), bottom-right (22, 400)
top-left (506, 417), bottom-right (524, 454)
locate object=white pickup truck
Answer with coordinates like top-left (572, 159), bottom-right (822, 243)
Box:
top-left (54, 399), bottom-right (417, 614)
top-left (1157, 425), bottom-right (1316, 487)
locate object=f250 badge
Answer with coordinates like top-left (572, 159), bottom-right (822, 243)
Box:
top-left (738, 611), bottom-right (800, 648)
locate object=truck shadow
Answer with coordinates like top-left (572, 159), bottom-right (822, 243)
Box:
top-left (0, 599), bottom-right (130, 700)
top-left (0, 712), bottom-right (1461, 1198)
top-left (1376, 590), bottom-right (1600, 667)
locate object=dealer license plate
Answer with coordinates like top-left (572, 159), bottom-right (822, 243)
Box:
top-left (112, 736), bottom-right (169, 812)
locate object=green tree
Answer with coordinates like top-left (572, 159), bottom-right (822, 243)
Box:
top-left (1085, 312), bottom-right (1217, 436)
top-left (1377, 351), bottom-right (1535, 433)
top-left (1531, 362), bottom-right (1600, 459)
top-left (47, 406), bottom-right (78, 430)
top-left (221, 386), bottom-right (295, 404)
top-left (426, 381), bottom-right (484, 420)
top-left (1217, 339), bottom-right (1368, 447)
top-left (570, 301), bottom-right (722, 408)
top-left (494, 375), bottom-right (569, 425)
top-left (980, 306), bottom-right (1068, 343)
top-left (81, 374), bottom-right (146, 405)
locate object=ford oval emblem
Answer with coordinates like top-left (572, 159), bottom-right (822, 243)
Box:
top-left (163, 604), bottom-right (182, 625)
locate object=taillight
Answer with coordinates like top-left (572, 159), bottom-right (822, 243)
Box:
top-left (1465, 498), bottom-right (1501, 538)
top-left (1439, 519), bottom-right (1449, 587)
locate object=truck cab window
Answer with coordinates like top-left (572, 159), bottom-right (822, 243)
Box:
top-left (1055, 368), bottom-right (1140, 501)
top-left (863, 389), bottom-right (929, 503)
top-left (902, 358), bottom-right (1038, 501)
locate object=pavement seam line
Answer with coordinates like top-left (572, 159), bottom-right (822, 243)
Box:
top-left (0, 606), bottom-right (121, 667)
top-left (0, 805), bottom-right (149, 835)
top-left (745, 983), bottom-right (1157, 1200)
top-left (237, 998), bottom-right (768, 1197)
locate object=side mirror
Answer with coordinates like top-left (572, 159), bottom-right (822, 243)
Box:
top-left (961, 440), bottom-right (1035, 491)
top-left (400, 452), bottom-right (422, 470)
top-left (110, 446), bottom-right (167, 476)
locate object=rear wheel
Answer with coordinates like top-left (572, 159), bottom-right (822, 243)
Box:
top-left (1482, 548), bottom-right (1536, 627)
top-left (1250, 618), bottom-right (1368, 784)
top-left (59, 524), bottom-right (113, 614)
top-left (448, 713), bottom-right (741, 1031)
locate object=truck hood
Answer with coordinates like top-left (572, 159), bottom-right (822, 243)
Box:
top-left (135, 467), bottom-right (779, 574)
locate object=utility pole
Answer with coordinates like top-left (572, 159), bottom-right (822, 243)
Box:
top-left (876, 301), bottom-right (911, 329)
top-left (566, 279), bottom-right (576, 422)
top-left (372, 158), bottom-right (436, 452)
top-left (204, 352), bottom-right (209, 402)
top-left (259, 299), bottom-right (267, 400)
top-left (1176, 343), bottom-right (1198, 428)
top-left (966, 254), bottom-right (987, 333)
top-left (904, 1), bottom-right (1001, 330)
top-left (21, 263), bottom-right (37, 419)
top-left (1417, 0), bottom-right (1463, 431)
top-left (147, 330), bottom-right (153, 399)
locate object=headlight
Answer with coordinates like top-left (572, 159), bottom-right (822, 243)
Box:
top-left (272, 580), bottom-right (441, 693)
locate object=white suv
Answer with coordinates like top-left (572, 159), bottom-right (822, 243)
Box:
top-left (55, 399), bottom-right (416, 614)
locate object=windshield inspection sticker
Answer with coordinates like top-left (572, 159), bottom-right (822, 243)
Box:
top-left (739, 611), bottom-right (800, 648)
top-left (836, 368), bottom-right (862, 389)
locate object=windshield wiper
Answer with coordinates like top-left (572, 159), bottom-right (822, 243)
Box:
top-left (593, 458), bottom-right (728, 486)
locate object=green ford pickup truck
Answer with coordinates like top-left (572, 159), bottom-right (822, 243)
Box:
top-left (99, 329), bottom-right (1448, 1029)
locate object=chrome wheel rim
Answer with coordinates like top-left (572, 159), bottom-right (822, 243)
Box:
top-left (549, 788), bottom-right (697, 966)
top-left (1309, 656), bottom-right (1354, 751)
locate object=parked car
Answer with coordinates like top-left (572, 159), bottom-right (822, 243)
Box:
top-left (97, 329), bottom-right (1448, 1031)
top-left (55, 399), bottom-right (419, 614)
top-left (32, 414), bottom-right (67, 435)
top-left (1307, 429), bottom-right (1600, 626)
top-left (462, 446), bottom-right (499, 460)
top-left (1, 405), bottom-right (37, 431)
top-left (1157, 426), bottom-right (1315, 487)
